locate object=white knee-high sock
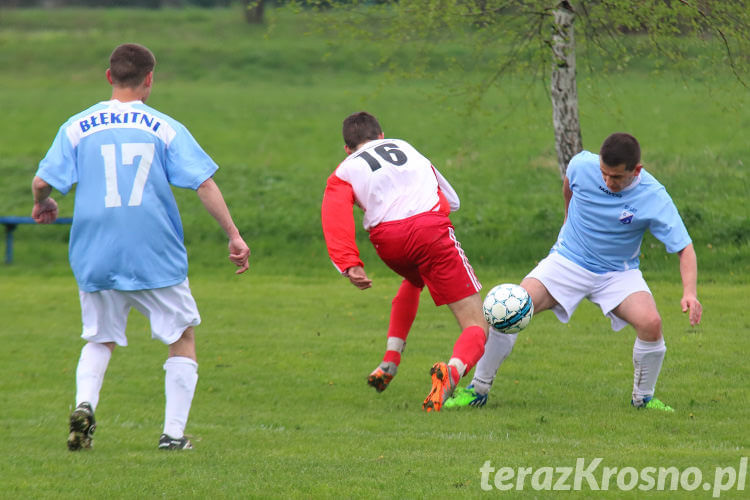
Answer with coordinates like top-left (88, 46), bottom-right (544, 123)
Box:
top-left (632, 337), bottom-right (666, 405)
top-left (163, 356), bottom-right (198, 439)
top-left (75, 342), bottom-right (112, 411)
top-left (471, 327), bottom-right (518, 395)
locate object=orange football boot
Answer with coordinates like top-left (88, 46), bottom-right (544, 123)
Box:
top-left (422, 362), bottom-right (457, 412)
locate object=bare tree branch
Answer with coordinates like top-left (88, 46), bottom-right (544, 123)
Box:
top-left (676, 0), bottom-right (748, 87)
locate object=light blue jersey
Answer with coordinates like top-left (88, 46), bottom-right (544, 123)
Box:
top-left (552, 151), bottom-right (691, 273)
top-left (37, 99), bottom-right (218, 292)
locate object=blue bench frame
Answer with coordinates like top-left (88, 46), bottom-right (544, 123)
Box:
top-left (0, 216), bottom-right (73, 264)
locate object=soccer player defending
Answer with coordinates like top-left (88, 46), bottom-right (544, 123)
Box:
top-left (31, 43), bottom-right (250, 450)
top-left (445, 133), bottom-right (702, 411)
top-left (321, 111), bottom-right (488, 412)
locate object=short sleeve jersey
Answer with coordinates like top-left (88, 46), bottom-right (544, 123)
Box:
top-left (36, 99), bottom-right (218, 292)
top-left (334, 138), bottom-right (441, 230)
top-left (552, 150), bottom-right (691, 273)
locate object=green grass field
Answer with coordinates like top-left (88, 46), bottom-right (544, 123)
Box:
top-left (0, 5), bottom-right (748, 498)
top-left (2, 273), bottom-right (748, 497)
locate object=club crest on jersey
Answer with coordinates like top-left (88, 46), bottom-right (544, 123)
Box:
top-left (619, 210), bottom-right (634, 224)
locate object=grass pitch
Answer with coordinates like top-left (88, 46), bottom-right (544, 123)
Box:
top-left (1, 271), bottom-right (747, 497)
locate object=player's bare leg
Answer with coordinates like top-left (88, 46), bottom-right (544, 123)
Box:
top-left (520, 277), bottom-right (558, 314)
top-left (423, 293), bottom-right (487, 412)
top-left (613, 292), bottom-right (673, 411)
top-left (161, 327), bottom-right (198, 450)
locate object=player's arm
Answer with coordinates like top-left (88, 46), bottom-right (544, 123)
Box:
top-left (432, 166), bottom-right (460, 212)
top-left (321, 173), bottom-right (371, 289)
top-left (196, 177), bottom-right (250, 274)
top-left (31, 176), bottom-right (58, 224)
top-left (562, 175), bottom-right (572, 222)
top-left (677, 243), bottom-right (702, 326)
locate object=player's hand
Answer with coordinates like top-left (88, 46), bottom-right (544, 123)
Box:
top-left (32, 198), bottom-right (58, 224)
top-left (344, 265), bottom-right (372, 290)
top-left (681, 295), bottom-right (702, 326)
top-left (228, 236), bottom-right (250, 274)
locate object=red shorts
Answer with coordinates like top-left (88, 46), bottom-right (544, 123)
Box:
top-left (369, 212), bottom-right (481, 306)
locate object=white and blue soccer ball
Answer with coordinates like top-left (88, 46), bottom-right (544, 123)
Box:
top-left (483, 283), bottom-right (534, 333)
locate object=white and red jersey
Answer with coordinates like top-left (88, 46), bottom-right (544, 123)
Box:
top-left (321, 138), bottom-right (460, 273)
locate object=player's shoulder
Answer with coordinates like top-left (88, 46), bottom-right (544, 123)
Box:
top-left (384, 137), bottom-right (412, 148)
top-left (638, 167), bottom-right (661, 186)
top-left (333, 153), bottom-right (359, 181)
top-left (331, 159), bottom-right (347, 176)
top-left (636, 168), bottom-right (669, 197)
top-left (568, 150), bottom-right (598, 168)
top-left (62, 101), bottom-right (110, 125)
top-left (566, 150), bottom-right (598, 179)
top-left (133, 102), bottom-right (185, 130)
top-left (359, 137), bottom-right (417, 152)
top-left (386, 137), bottom-right (421, 155)
top-left (139, 102), bottom-right (172, 119)
top-left (357, 137), bottom-right (410, 151)
top-left (385, 138), bottom-right (431, 165)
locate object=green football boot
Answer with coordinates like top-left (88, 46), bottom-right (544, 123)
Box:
top-left (633, 396), bottom-right (675, 412)
top-left (443, 385), bottom-right (488, 409)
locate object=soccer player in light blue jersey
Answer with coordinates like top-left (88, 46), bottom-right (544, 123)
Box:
top-left (446, 133), bottom-right (702, 411)
top-left (31, 43), bottom-right (250, 450)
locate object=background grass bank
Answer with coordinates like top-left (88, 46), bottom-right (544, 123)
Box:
top-left (0, 6), bottom-right (748, 279)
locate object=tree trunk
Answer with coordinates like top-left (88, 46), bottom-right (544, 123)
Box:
top-left (550, 1), bottom-right (582, 178)
top-left (244, 0), bottom-right (265, 24)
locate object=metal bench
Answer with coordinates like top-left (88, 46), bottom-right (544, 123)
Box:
top-left (0, 216), bottom-right (73, 264)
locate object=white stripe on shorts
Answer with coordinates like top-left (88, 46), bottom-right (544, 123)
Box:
top-left (448, 226), bottom-right (482, 292)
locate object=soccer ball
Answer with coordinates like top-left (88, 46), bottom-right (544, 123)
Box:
top-left (483, 283), bottom-right (534, 333)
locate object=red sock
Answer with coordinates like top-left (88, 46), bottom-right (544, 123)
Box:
top-left (448, 365), bottom-right (460, 385)
top-left (450, 325), bottom-right (487, 374)
top-left (383, 350), bottom-right (401, 365)
top-left (382, 280), bottom-right (421, 366)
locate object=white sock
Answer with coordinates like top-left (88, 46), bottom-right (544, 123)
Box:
top-left (75, 342), bottom-right (112, 411)
top-left (163, 356), bottom-right (198, 439)
top-left (471, 327), bottom-right (518, 395)
top-left (632, 337), bottom-right (666, 405)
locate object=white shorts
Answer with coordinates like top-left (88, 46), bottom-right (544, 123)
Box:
top-left (526, 252), bottom-right (651, 331)
top-left (79, 279), bottom-right (201, 347)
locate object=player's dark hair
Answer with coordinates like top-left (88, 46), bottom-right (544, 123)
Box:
top-left (343, 111), bottom-right (383, 150)
top-left (109, 43), bottom-right (156, 88)
top-left (600, 132), bottom-right (641, 171)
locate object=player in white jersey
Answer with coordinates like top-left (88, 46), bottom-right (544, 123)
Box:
top-left (321, 111), bottom-right (487, 412)
top-left (446, 133), bottom-right (702, 411)
top-left (31, 44), bottom-right (250, 450)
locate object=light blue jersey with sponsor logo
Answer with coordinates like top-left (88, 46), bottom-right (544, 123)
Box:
top-left (551, 150), bottom-right (691, 273)
top-left (37, 99), bottom-right (218, 292)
